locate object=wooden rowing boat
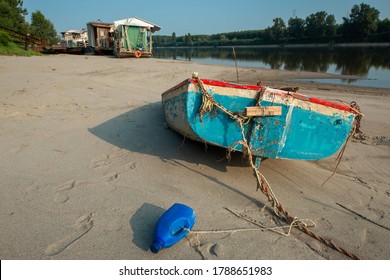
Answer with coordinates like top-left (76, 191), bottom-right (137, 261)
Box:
top-left (161, 74), bottom-right (358, 167)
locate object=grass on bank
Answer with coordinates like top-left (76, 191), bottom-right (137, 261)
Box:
top-left (0, 31), bottom-right (42, 56)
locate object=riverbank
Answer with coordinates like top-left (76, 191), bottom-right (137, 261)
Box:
top-left (0, 55), bottom-right (389, 260)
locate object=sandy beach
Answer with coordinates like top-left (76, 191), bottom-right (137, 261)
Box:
top-left (0, 54), bottom-right (389, 260)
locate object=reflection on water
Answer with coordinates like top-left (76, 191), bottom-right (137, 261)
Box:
top-left (154, 47), bottom-right (390, 88)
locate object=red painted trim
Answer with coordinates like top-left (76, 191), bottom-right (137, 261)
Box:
top-left (190, 78), bottom-right (355, 114)
top-left (191, 78), bottom-right (262, 91)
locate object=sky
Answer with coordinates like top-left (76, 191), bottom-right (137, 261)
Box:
top-left (22, 0), bottom-right (390, 36)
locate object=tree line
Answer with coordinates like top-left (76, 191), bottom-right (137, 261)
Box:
top-left (154, 3), bottom-right (390, 47)
top-left (0, 0), bottom-right (57, 44)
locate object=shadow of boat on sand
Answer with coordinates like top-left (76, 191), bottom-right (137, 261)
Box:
top-left (88, 102), bottom-right (250, 172)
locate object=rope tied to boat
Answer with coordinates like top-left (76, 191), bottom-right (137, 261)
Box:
top-left (350, 101), bottom-right (362, 134)
top-left (193, 75), bottom-right (361, 260)
top-left (194, 73), bottom-right (249, 124)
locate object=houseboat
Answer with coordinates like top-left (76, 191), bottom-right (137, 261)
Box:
top-left (113, 17), bottom-right (161, 58)
top-left (86, 21), bottom-right (115, 55)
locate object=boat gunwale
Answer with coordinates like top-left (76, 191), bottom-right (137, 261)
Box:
top-left (162, 78), bottom-right (356, 114)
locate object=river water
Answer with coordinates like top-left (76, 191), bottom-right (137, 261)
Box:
top-left (154, 46), bottom-right (390, 89)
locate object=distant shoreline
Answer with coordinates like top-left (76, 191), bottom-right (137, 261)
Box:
top-left (155, 42), bottom-right (390, 49)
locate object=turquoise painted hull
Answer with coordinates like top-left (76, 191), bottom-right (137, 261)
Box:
top-left (161, 78), bottom-right (356, 161)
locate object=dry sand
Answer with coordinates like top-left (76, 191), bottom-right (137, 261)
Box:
top-left (0, 54), bottom-right (389, 260)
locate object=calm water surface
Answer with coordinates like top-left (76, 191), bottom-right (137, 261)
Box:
top-left (154, 47), bottom-right (390, 89)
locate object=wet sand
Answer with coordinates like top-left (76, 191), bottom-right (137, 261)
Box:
top-left (0, 54), bottom-right (389, 260)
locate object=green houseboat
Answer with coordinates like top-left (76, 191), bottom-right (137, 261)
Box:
top-left (113, 17), bottom-right (161, 58)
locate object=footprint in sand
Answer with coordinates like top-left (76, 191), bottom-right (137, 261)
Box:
top-left (104, 172), bottom-right (120, 182)
top-left (44, 213), bottom-right (93, 256)
top-left (317, 217), bottom-right (334, 230)
top-left (195, 242), bottom-right (224, 260)
top-left (126, 162), bottom-right (137, 170)
top-left (11, 88), bottom-right (27, 96)
top-left (22, 183), bottom-right (45, 201)
top-left (103, 208), bottom-right (124, 232)
top-left (110, 148), bottom-right (128, 159)
top-left (89, 154), bottom-right (112, 169)
top-left (10, 144), bottom-right (29, 154)
top-left (209, 243), bottom-right (222, 257)
top-left (53, 180), bottom-right (75, 204)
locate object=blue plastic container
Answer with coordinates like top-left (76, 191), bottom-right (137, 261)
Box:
top-left (150, 203), bottom-right (196, 254)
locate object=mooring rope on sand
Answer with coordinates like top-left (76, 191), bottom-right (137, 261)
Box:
top-left (193, 75), bottom-right (361, 260)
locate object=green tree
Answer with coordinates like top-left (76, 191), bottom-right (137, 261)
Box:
top-left (325, 14), bottom-right (337, 37)
top-left (29, 10), bottom-right (57, 43)
top-left (305, 11), bottom-right (334, 39)
top-left (270, 17), bottom-right (286, 41)
top-left (342, 3), bottom-right (380, 38)
top-left (184, 32), bottom-right (192, 46)
top-left (171, 32), bottom-right (176, 45)
top-left (0, 0), bottom-right (28, 33)
top-left (219, 34), bottom-right (228, 43)
top-left (287, 17), bottom-right (305, 40)
top-left (0, 29), bottom-right (11, 45)
top-left (378, 18), bottom-right (390, 33)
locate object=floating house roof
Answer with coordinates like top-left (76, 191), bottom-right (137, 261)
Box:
top-left (113, 17), bottom-right (161, 32)
top-left (61, 30), bottom-right (86, 35)
top-left (87, 22), bottom-right (113, 28)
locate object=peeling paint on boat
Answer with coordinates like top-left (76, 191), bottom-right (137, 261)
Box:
top-left (161, 78), bottom-right (356, 161)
